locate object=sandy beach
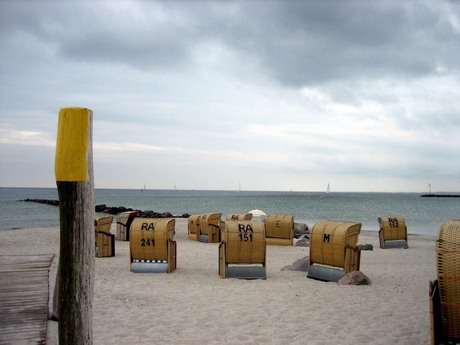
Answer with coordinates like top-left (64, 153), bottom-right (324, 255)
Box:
top-left (0, 219), bottom-right (437, 345)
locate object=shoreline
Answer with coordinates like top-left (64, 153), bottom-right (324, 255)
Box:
top-left (0, 219), bottom-right (436, 344)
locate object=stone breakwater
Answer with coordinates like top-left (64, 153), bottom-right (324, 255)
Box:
top-left (20, 198), bottom-right (190, 219)
top-left (20, 198), bottom-right (310, 241)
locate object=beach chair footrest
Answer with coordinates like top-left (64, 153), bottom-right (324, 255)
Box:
top-left (225, 265), bottom-right (266, 279)
top-left (383, 240), bottom-right (408, 249)
top-left (307, 264), bottom-right (344, 282)
top-left (130, 260), bottom-right (169, 273)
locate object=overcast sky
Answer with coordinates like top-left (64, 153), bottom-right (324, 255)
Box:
top-left (1, 0), bottom-right (459, 192)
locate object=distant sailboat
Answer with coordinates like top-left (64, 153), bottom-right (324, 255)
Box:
top-left (141, 184), bottom-right (146, 191)
top-left (326, 183), bottom-right (330, 194)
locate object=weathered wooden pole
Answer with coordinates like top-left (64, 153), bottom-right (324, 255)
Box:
top-left (54, 107), bottom-right (95, 344)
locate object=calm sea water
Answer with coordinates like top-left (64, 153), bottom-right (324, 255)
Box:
top-left (0, 187), bottom-right (459, 236)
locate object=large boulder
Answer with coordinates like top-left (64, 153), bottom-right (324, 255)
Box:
top-left (281, 256), bottom-right (309, 272)
top-left (338, 271), bottom-right (371, 285)
top-left (293, 223), bottom-right (309, 238)
top-left (295, 235), bottom-right (309, 247)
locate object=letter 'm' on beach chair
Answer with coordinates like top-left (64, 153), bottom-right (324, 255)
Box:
top-left (219, 220), bottom-right (266, 279)
top-left (188, 214), bottom-right (201, 241)
top-left (199, 212), bottom-right (222, 243)
top-left (378, 216), bottom-right (408, 249)
top-left (116, 211), bottom-right (138, 241)
top-left (429, 220), bottom-right (460, 345)
top-left (130, 218), bottom-right (177, 273)
top-left (265, 214), bottom-right (294, 246)
top-left (225, 213), bottom-right (253, 221)
top-left (95, 216), bottom-right (115, 257)
top-left (307, 220), bottom-right (362, 282)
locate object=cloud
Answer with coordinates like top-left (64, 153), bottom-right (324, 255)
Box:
top-left (0, 0), bottom-right (459, 191)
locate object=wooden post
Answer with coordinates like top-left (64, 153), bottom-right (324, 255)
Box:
top-left (54, 107), bottom-right (94, 344)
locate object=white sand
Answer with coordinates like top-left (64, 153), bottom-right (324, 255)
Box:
top-left (0, 219), bottom-right (436, 345)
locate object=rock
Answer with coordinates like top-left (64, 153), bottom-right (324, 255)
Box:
top-left (295, 236), bottom-right (309, 247)
top-left (21, 198), bottom-right (59, 207)
top-left (357, 244), bottom-right (373, 251)
top-left (95, 204), bottom-right (107, 212)
top-left (281, 256), bottom-right (309, 271)
top-left (22, 198), bottom-right (185, 219)
top-left (338, 271), bottom-right (371, 285)
top-left (293, 223), bottom-right (309, 238)
top-left (140, 211), bottom-right (162, 218)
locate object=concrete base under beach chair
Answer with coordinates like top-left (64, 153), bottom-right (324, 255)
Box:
top-left (130, 260), bottom-right (169, 273)
top-left (381, 239), bottom-right (409, 249)
top-left (307, 263), bottom-right (345, 282)
top-left (224, 264), bottom-right (266, 279)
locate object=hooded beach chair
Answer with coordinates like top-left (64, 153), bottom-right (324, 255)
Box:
top-left (307, 220), bottom-right (362, 282)
top-left (116, 211), bottom-right (138, 241)
top-left (378, 216), bottom-right (408, 249)
top-left (130, 218), bottom-right (177, 273)
top-left (95, 216), bottom-right (115, 257)
top-left (429, 219), bottom-right (460, 345)
top-left (199, 212), bottom-right (222, 243)
top-left (188, 214), bottom-right (202, 241)
top-left (265, 214), bottom-right (294, 246)
top-left (225, 213), bottom-right (253, 221)
top-left (219, 220), bottom-right (266, 279)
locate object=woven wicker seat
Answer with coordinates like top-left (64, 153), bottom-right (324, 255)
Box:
top-left (199, 212), bottom-right (222, 243)
top-left (95, 216), bottom-right (115, 257)
top-left (430, 219), bottom-right (460, 344)
top-left (265, 214), bottom-right (294, 246)
top-left (378, 216), bottom-right (408, 249)
top-left (130, 218), bottom-right (176, 273)
top-left (307, 220), bottom-right (362, 282)
top-left (219, 220), bottom-right (266, 279)
top-left (187, 214), bottom-right (202, 241)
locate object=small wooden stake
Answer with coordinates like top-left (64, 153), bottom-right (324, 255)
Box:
top-left (54, 107), bottom-right (94, 344)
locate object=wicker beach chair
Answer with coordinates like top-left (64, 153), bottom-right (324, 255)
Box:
top-left (265, 214), bottom-right (294, 246)
top-left (378, 216), bottom-right (408, 249)
top-left (307, 220), bottom-right (362, 282)
top-left (187, 214), bottom-right (202, 241)
top-left (430, 219), bottom-right (460, 345)
top-left (130, 218), bottom-right (177, 273)
top-left (95, 216), bottom-right (115, 257)
top-left (225, 213), bottom-right (253, 221)
top-left (219, 220), bottom-right (266, 279)
top-left (199, 212), bottom-right (222, 243)
top-left (116, 211), bottom-right (138, 241)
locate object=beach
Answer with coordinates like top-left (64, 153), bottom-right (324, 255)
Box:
top-left (0, 219), bottom-right (437, 345)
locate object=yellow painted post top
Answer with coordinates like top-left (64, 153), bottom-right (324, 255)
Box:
top-left (55, 107), bottom-right (92, 182)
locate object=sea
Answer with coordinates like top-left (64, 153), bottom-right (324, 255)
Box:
top-left (0, 187), bottom-right (459, 236)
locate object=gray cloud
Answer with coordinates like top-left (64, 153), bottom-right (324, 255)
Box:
top-left (0, 0), bottom-right (459, 191)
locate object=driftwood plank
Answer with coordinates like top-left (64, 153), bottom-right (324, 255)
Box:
top-left (0, 254), bottom-right (54, 345)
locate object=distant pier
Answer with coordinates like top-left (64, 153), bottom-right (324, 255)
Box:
top-left (420, 194), bottom-right (460, 198)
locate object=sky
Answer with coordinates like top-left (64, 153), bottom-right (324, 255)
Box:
top-left (0, 0), bottom-right (459, 193)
